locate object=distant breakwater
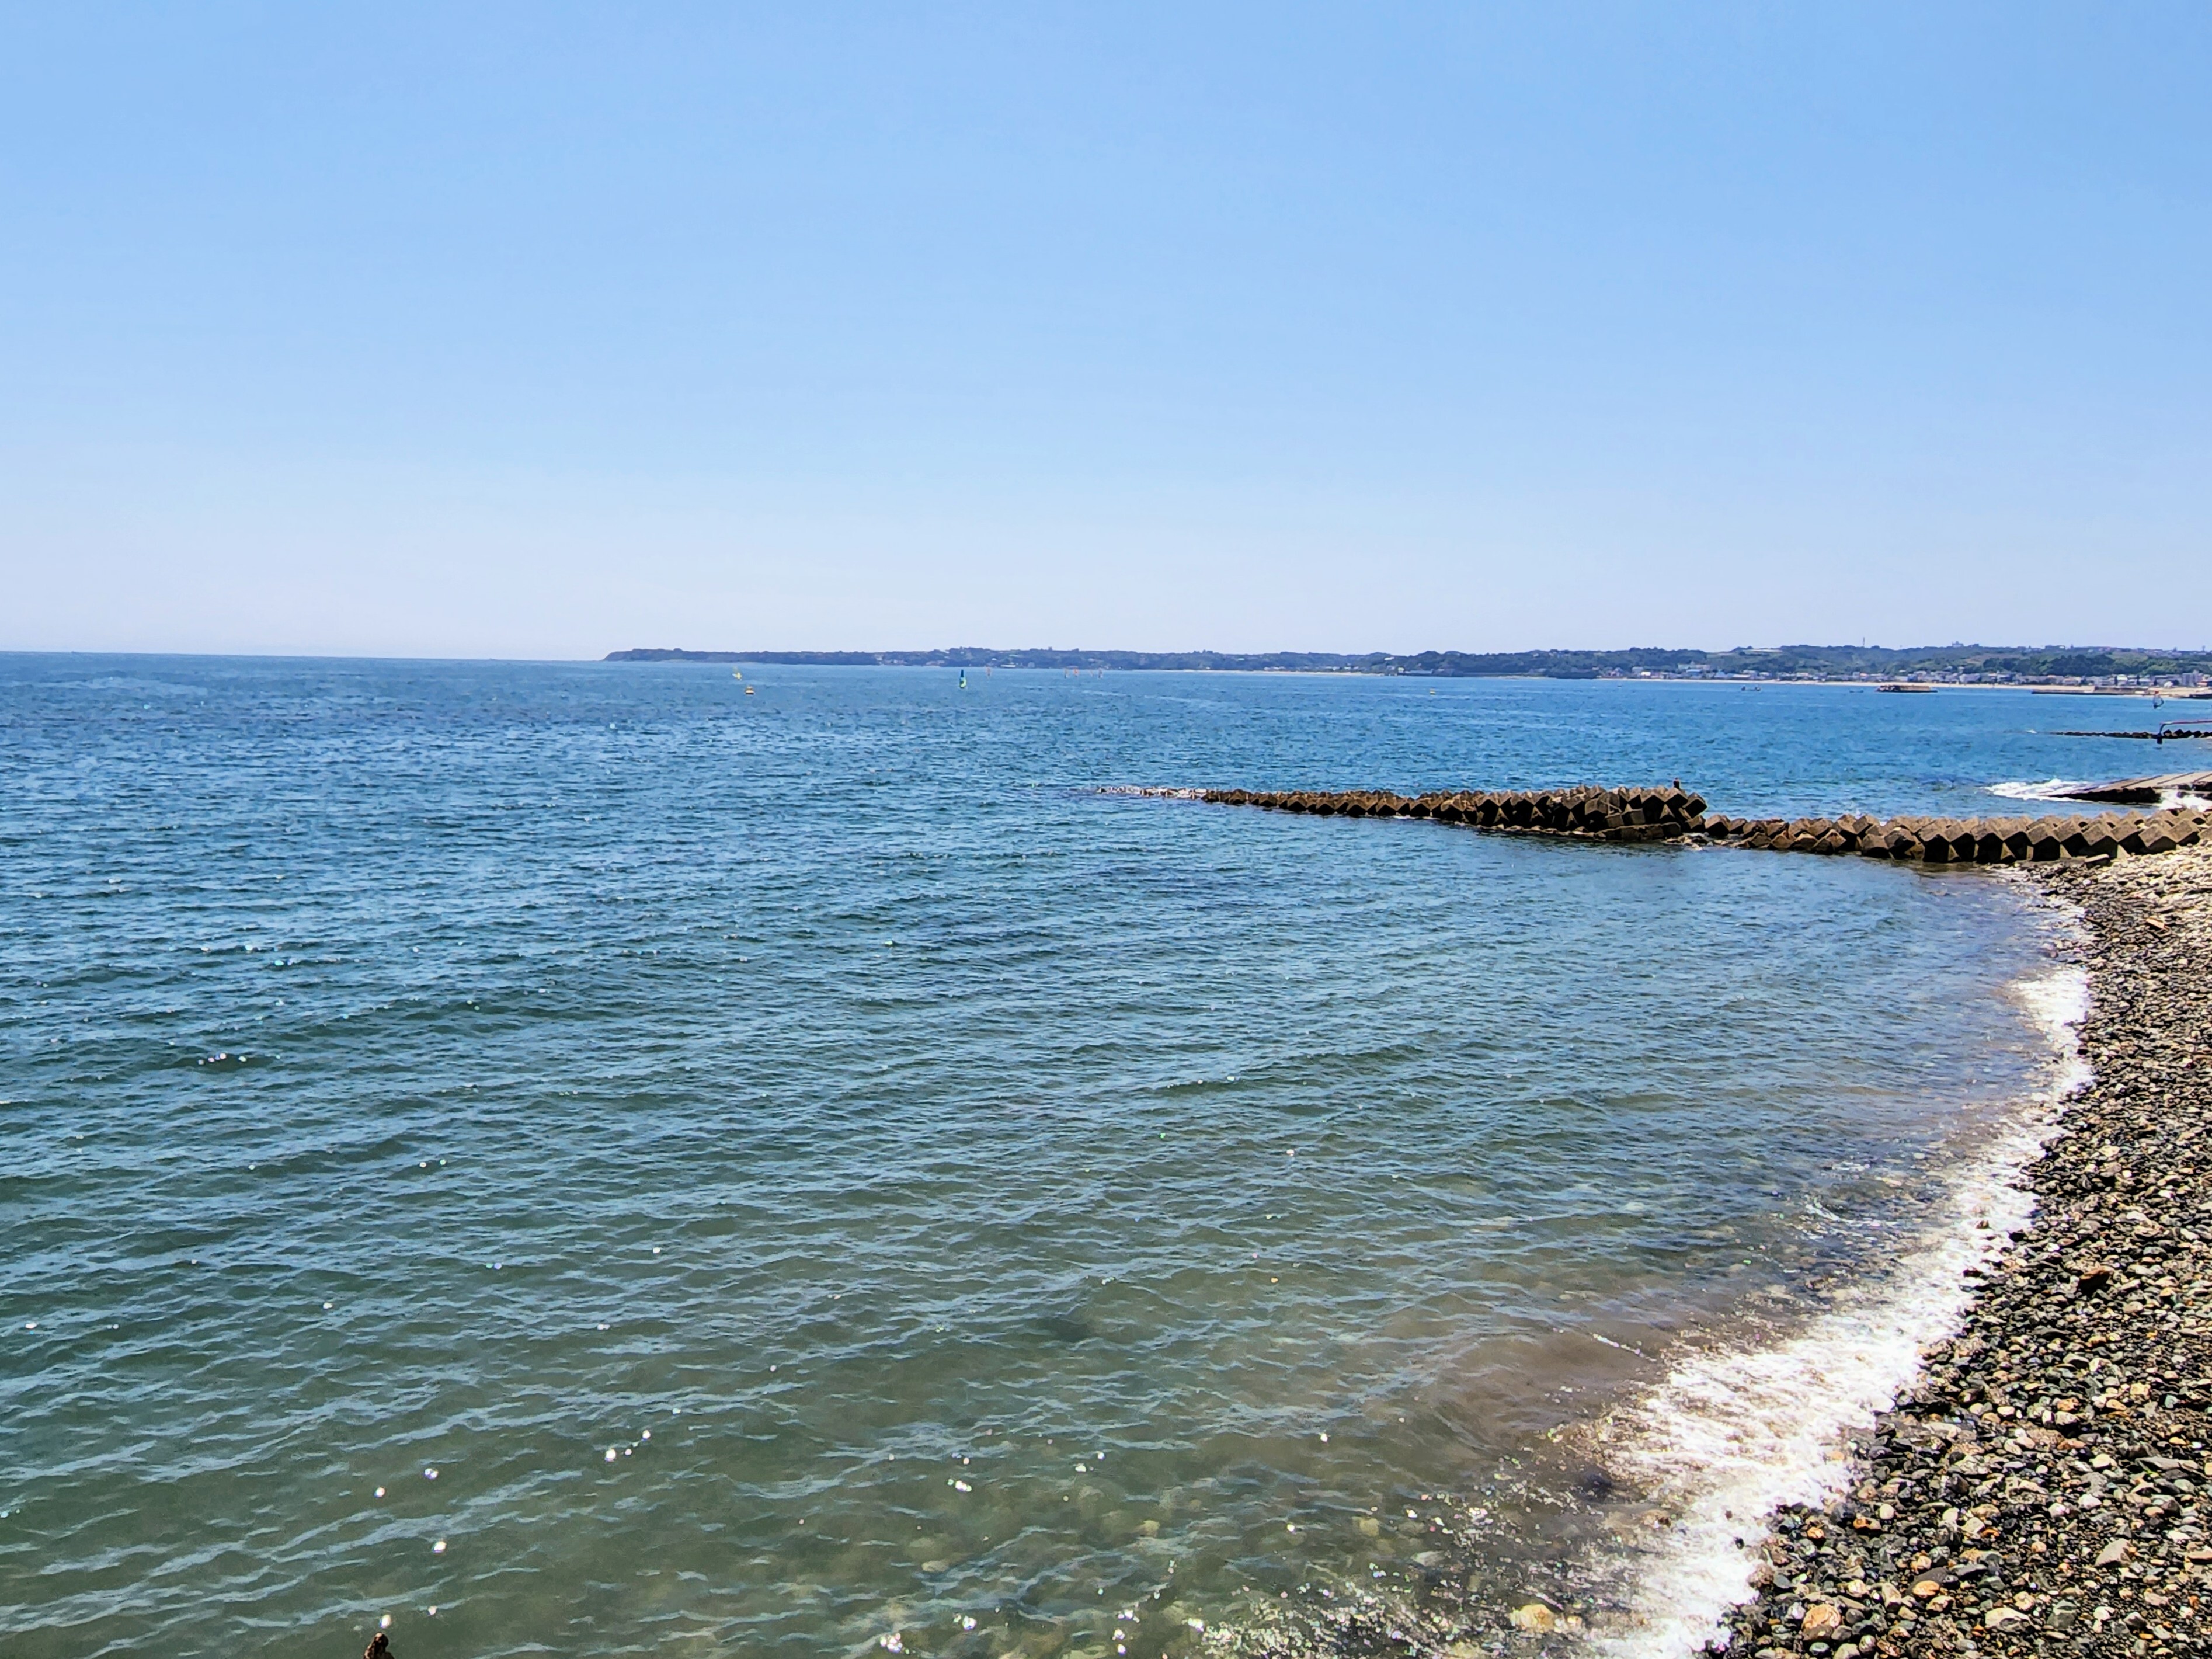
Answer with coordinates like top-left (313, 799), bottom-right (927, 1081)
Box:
top-left (1172, 785), bottom-right (2212, 865)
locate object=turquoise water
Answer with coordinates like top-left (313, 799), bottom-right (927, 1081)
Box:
top-left (1, 661), bottom-right (2100, 1657)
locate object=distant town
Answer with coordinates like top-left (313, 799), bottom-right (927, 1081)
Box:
top-left (608, 644), bottom-right (2212, 690)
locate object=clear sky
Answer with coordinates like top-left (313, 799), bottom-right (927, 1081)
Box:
top-left (3, 4), bottom-right (2207, 659)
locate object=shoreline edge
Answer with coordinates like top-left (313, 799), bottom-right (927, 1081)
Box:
top-left (1711, 844), bottom-right (2212, 1657)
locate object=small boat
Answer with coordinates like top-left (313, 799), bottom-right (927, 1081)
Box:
top-left (732, 670), bottom-right (743, 680)
top-left (1876, 683), bottom-right (1936, 693)
top-left (744, 686), bottom-right (756, 696)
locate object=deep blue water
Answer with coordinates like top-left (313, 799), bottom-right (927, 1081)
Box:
top-left (1, 659), bottom-right (2110, 1657)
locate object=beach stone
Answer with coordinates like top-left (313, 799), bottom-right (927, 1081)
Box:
top-left (1799, 1602), bottom-right (1844, 1639)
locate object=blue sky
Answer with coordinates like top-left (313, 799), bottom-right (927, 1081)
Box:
top-left (3, 4), bottom-right (2207, 657)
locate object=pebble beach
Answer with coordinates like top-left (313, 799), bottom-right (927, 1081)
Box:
top-left (1716, 843), bottom-right (2212, 1658)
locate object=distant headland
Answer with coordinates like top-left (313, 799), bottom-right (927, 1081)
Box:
top-left (606, 644), bottom-right (2212, 688)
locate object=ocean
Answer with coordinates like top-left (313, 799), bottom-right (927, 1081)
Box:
top-left (1, 658), bottom-right (2115, 1656)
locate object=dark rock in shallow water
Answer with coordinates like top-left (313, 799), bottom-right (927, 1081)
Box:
top-left (1034, 1310), bottom-right (1097, 1344)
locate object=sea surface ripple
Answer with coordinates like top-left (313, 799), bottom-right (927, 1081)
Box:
top-left (1, 660), bottom-right (2110, 1655)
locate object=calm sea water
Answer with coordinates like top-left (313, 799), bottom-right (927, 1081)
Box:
top-left (1, 660), bottom-right (2112, 1657)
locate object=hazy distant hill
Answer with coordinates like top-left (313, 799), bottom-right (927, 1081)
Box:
top-left (606, 646), bottom-right (1388, 672)
top-left (606, 644), bottom-right (2212, 679)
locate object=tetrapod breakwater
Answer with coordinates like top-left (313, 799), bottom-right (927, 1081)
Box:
top-left (1191, 784), bottom-right (1707, 841)
top-left (1703, 806), bottom-right (2208, 862)
top-left (1174, 785), bottom-right (2212, 864)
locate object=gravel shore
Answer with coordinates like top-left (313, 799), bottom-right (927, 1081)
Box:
top-left (1714, 844), bottom-right (2212, 1658)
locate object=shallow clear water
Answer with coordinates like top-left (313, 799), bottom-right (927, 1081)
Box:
top-left (1, 661), bottom-right (2097, 1657)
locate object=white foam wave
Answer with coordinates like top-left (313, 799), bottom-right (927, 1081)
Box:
top-left (1585, 958), bottom-right (2089, 1657)
top-left (1987, 777), bottom-right (2084, 802)
top-left (2015, 964), bottom-right (2092, 1097)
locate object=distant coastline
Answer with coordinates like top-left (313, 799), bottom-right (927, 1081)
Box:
top-left (606, 644), bottom-right (2212, 691)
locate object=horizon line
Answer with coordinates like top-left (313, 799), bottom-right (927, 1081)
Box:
top-left (8, 640), bottom-right (2212, 664)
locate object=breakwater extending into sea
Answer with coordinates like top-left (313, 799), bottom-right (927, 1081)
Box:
top-left (1183, 785), bottom-right (2211, 865)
